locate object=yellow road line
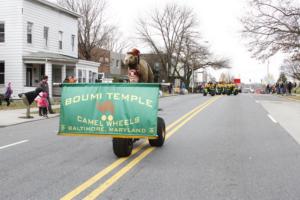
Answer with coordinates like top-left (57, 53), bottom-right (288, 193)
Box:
top-left (165, 96), bottom-right (218, 131)
top-left (83, 96), bottom-right (221, 200)
top-left (60, 96), bottom-right (218, 200)
top-left (166, 96), bottom-right (221, 140)
top-left (60, 141), bottom-right (147, 200)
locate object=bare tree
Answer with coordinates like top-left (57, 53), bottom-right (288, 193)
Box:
top-left (178, 37), bottom-right (230, 86)
top-left (102, 29), bottom-right (130, 54)
top-left (242, 0), bottom-right (300, 60)
top-left (58, 0), bottom-right (115, 60)
top-left (137, 3), bottom-right (229, 85)
top-left (136, 3), bottom-right (199, 82)
top-left (281, 58), bottom-right (300, 80)
top-left (219, 72), bottom-right (234, 83)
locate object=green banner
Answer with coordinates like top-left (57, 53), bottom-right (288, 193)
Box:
top-left (58, 83), bottom-right (159, 138)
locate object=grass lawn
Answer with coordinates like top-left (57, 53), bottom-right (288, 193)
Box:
top-left (288, 95), bottom-right (300, 101)
top-left (0, 99), bottom-right (60, 111)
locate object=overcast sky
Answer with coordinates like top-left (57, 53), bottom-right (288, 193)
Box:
top-left (107, 0), bottom-right (284, 84)
top-left (53, 0), bottom-right (284, 83)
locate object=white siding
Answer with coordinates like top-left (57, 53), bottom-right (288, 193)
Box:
top-left (76, 60), bottom-right (99, 83)
top-left (110, 52), bottom-right (124, 75)
top-left (0, 0), bottom-right (24, 97)
top-left (23, 0), bottom-right (78, 58)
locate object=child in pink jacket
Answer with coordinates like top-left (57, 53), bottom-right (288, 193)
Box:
top-left (35, 92), bottom-right (49, 117)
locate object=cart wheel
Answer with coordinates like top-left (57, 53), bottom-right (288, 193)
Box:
top-left (149, 117), bottom-right (166, 147)
top-left (112, 138), bottom-right (133, 157)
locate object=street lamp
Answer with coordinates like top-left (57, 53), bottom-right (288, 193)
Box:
top-left (192, 66), bottom-right (194, 93)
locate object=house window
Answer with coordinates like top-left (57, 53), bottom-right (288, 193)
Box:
top-left (98, 73), bottom-right (104, 80)
top-left (78, 69), bottom-right (87, 83)
top-left (92, 72), bottom-right (97, 82)
top-left (0, 23), bottom-right (5, 43)
top-left (0, 61), bottom-right (4, 84)
top-left (26, 65), bottom-right (33, 86)
top-left (53, 67), bottom-right (62, 83)
top-left (44, 27), bottom-right (49, 47)
top-left (58, 31), bottom-right (63, 49)
top-left (82, 70), bottom-right (87, 83)
top-left (89, 71), bottom-right (92, 83)
top-left (78, 69), bottom-right (82, 83)
top-left (27, 22), bottom-right (33, 44)
top-left (71, 34), bottom-right (75, 51)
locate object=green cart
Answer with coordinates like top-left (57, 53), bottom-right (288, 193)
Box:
top-left (58, 83), bottom-right (166, 157)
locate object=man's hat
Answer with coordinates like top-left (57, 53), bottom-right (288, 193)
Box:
top-left (127, 48), bottom-right (140, 56)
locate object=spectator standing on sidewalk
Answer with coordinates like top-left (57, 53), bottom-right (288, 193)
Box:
top-left (68, 76), bottom-right (77, 83)
top-left (266, 84), bottom-right (270, 94)
top-left (279, 81), bottom-right (284, 95)
top-left (287, 81), bottom-right (293, 95)
top-left (276, 82), bottom-right (280, 94)
top-left (4, 82), bottom-right (13, 106)
top-left (63, 76), bottom-right (69, 83)
top-left (168, 83), bottom-right (173, 94)
top-left (38, 75), bottom-right (54, 114)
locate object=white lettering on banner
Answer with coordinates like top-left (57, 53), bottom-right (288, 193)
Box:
top-left (64, 93), bottom-right (153, 108)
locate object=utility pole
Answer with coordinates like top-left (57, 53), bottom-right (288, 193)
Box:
top-left (192, 67), bottom-right (194, 93)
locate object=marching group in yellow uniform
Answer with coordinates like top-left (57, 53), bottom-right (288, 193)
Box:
top-left (203, 82), bottom-right (239, 96)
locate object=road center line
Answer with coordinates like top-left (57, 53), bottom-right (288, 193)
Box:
top-left (60, 97), bottom-right (219, 200)
top-left (268, 114), bottom-right (278, 123)
top-left (83, 96), bottom-right (221, 200)
top-left (0, 140), bottom-right (29, 150)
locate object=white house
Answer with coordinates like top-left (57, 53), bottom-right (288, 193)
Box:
top-left (194, 68), bottom-right (208, 84)
top-left (0, 0), bottom-right (99, 98)
top-left (110, 51), bottom-right (124, 75)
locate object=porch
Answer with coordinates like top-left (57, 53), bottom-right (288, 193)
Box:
top-left (23, 52), bottom-right (78, 97)
top-left (23, 52), bottom-right (100, 97)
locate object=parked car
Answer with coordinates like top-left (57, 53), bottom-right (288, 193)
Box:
top-left (242, 88), bottom-right (254, 93)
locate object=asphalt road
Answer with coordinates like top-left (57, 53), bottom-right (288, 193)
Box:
top-left (0, 94), bottom-right (300, 200)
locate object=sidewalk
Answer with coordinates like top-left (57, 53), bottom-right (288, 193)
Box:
top-left (0, 105), bottom-right (60, 127)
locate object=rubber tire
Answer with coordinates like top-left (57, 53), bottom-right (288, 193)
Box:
top-left (149, 117), bottom-right (166, 147)
top-left (203, 93), bottom-right (207, 96)
top-left (112, 138), bottom-right (133, 157)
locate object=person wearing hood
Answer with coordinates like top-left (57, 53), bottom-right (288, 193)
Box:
top-left (4, 82), bottom-right (13, 106)
top-left (35, 91), bottom-right (49, 117)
